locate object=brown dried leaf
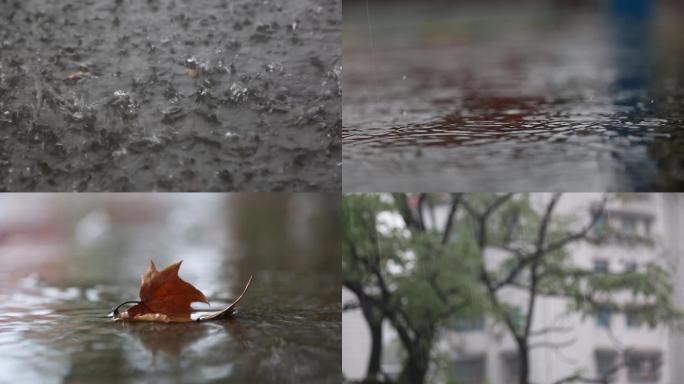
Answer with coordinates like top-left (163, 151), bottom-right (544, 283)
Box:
top-left (115, 261), bottom-right (252, 323)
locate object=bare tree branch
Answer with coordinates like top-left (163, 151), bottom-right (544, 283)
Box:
top-left (529, 325), bottom-right (574, 336)
top-left (485, 193), bottom-right (515, 218)
top-left (417, 193), bottom-right (427, 231)
top-left (529, 337), bottom-right (577, 350)
top-left (535, 193), bottom-right (562, 252)
top-left (490, 248), bottom-right (534, 291)
top-left (343, 302), bottom-right (360, 311)
top-left (524, 194), bottom-right (562, 339)
top-left (462, 194), bottom-right (521, 340)
top-left (542, 195), bottom-right (609, 255)
top-left (441, 194), bottom-right (462, 245)
top-left (393, 193), bottom-right (421, 231)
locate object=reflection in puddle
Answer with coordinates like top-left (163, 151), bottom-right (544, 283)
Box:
top-left (121, 321), bottom-right (212, 358)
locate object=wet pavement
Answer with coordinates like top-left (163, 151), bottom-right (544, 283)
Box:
top-left (0, 194), bottom-right (341, 383)
top-left (0, 0), bottom-right (341, 191)
top-left (343, 2), bottom-right (684, 191)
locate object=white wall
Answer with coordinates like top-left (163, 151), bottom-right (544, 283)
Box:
top-left (343, 287), bottom-right (371, 381)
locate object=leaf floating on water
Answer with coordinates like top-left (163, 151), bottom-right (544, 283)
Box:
top-left (115, 260), bottom-right (207, 322)
top-left (113, 260), bottom-right (252, 323)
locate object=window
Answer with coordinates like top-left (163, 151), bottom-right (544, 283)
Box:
top-left (454, 356), bottom-right (486, 384)
top-left (501, 352), bottom-right (520, 382)
top-left (626, 308), bottom-right (644, 328)
top-left (594, 259), bottom-right (609, 274)
top-left (595, 350), bottom-right (618, 383)
top-left (621, 217), bottom-right (638, 234)
top-left (453, 316), bottom-right (484, 332)
top-left (592, 211), bottom-right (654, 243)
top-left (626, 351), bottom-right (661, 383)
top-left (594, 215), bottom-right (609, 235)
top-left (625, 262), bottom-right (637, 273)
top-left (596, 308), bottom-right (611, 328)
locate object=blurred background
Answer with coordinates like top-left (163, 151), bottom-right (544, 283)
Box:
top-left (343, 0), bottom-right (684, 191)
top-left (0, 193), bottom-right (340, 383)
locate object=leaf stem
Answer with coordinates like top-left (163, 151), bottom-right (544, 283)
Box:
top-left (111, 300), bottom-right (141, 318)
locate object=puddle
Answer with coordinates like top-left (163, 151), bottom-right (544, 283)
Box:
top-left (342, 2), bottom-right (684, 191)
top-left (0, 194), bottom-right (341, 383)
top-left (0, 0), bottom-right (341, 191)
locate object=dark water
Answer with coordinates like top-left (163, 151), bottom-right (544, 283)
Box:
top-left (0, 194), bottom-right (341, 383)
top-left (343, 3), bottom-right (684, 191)
top-left (0, 0), bottom-right (341, 191)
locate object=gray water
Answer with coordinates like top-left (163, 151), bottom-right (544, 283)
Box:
top-left (0, 0), bottom-right (341, 191)
top-left (0, 194), bottom-right (341, 383)
top-left (343, 3), bottom-right (684, 191)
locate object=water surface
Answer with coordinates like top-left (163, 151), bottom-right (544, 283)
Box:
top-left (343, 2), bottom-right (684, 191)
top-left (0, 0), bottom-right (341, 191)
top-left (0, 194), bottom-right (341, 383)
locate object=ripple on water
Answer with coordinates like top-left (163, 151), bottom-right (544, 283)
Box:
top-left (343, 9), bottom-right (684, 191)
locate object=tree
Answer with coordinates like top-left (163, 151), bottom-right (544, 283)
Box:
top-left (342, 195), bottom-right (392, 382)
top-left (455, 193), bottom-right (680, 384)
top-left (344, 193), bottom-right (680, 384)
top-left (343, 194), bottom-right (483, 384)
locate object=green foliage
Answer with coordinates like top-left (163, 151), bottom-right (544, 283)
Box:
top-left (343, 194), bottom-right (401, 284)
top-left (427, 350), bottom-right (459, 384)
top-left (540, 263), bottom-right (680, 326)
top-left (343, 194), bottom-right (484, 328)
top-left (393, 230), bottom-right (483, 329)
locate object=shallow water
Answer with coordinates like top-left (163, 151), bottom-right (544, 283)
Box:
top-left (0, 194), bottom-right (341, 383)
top-left (343, 3), bottom-right (684, 191)
top-left (0, 0), bottom-right (341, 191)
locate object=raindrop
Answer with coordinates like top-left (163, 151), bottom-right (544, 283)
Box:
top-left (162, 105), bottom-right (185, 123)
top-left (71, 111), bottom-right (85, 121)
top-left (228, 82), bottom-right (248, 102)
top-left (109, 89), bottom-right (139, 118)
top-left (265, 62), bottom-right (283, 73)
